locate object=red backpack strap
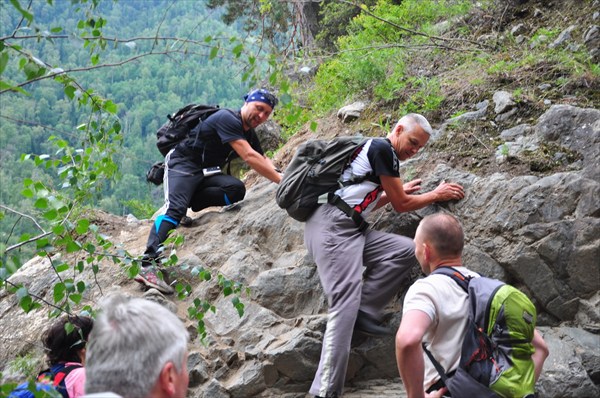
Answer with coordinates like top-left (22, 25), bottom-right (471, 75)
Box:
top-left (52, 363), bottom-right (83, 387)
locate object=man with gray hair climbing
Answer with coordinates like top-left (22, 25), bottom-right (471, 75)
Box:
top-left (306, 113), bottom-right (465, 398)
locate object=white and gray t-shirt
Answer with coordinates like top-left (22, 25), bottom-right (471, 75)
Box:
top-left (334, 138), bottom-right (399, 217)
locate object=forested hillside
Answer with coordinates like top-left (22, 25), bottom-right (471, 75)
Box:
top-left (1, 0), bottom-right (286, 260)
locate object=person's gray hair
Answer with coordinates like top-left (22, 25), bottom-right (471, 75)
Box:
top-left (85, 294), bottom-right (189, 397)
top-left (396, 113), bottom-right (433, 136)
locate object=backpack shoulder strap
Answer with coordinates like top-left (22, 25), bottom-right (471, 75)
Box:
top-left (422, 342), bottom-right (451, 384)
top-left (52, 363), bottom-right (83, 387)
top-left (430, 266), bottom-right (470, 293)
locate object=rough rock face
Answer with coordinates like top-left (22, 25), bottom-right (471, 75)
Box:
top-left (1, 105), bottom-right (599, 397)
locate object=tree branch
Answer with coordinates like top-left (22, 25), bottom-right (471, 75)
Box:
top-left (2, 200), bottom-right (77, 254)
top-left (0, 43), bottom-right (247, 95)
top-left (0, 204), bottom-right (46, 233)
top-left (4, 280), bottom-right (71, 315)
top-left (339, 0), bottom-right (491, 49)
top-left (46, 253), bottom-right (65, 286)
top-left (0, 49), bottom-right (183, 94)
top-left (1, 33), bottom-right (221, 47)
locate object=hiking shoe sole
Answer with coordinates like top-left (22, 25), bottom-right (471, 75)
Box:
top-left (134, 269), bottom-right (174, 295)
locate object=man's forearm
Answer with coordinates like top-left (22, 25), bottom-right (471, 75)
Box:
top-left (245, 152), bottom-right (281, 183)
top-left (397, 342), bottom-right (426, 398)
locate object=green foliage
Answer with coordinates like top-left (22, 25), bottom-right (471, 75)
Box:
top-left (206, 0), bottom-right (293, 51)
top-left (4, 353), bottom-right (42, 380)
top-left (121, 199), bottom-right (156, 220)
top-left (315, 0), bottom-right (378, 53)
top-left (529, 27), bottom-right (561, 45)
top-left (308, 0), bottom-right (472, 113)
top-left (397, 77), bottom-right (444, 115)
top-left (0, 0), bottom-right (280, 362)
top-left (487, 59), bottom-right (520, 74)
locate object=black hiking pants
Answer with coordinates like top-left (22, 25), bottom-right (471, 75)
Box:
top-left (143, 149), bottom-right (245, 259)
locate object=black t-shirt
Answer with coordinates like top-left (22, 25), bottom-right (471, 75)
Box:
top-left (177, 108), bottom-right (264, 167)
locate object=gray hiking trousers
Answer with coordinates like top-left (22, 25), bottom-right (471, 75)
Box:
top-left (305, 203), bottom-right (417, 398)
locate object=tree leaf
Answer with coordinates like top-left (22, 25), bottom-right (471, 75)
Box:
top-left (64, 85), bottom-right (76, 99)
top-left (0, 52), bottom-right (9, 75)
top-left (21, 188), bottom-right (34, 198)
top-left (66, 240), bottom-right (82, 253)
top-left (52, 224), bottom-right (65, 235)
top-left (53, 282), bottom-right (66, 303)
top-left (69, 293), bottom-right (82, 304)
top-left (16, 286), bottom-right (28, 300)
top-left (43, 209), bottom-right (58, 221)
top-left (34, 198), bottom-right (49, 209)
top-left (75, 219), bottom-right (90, 234)
top-left (9, 0), bottom-right (33, 23)
top-left (19, 296), bottom-right (36, 312)
top-left (104, 100), bottom-right (117, 114)
top-left (64, 322), bottom-right (75, 334)
top-left (55, 263), bottom-right (69, 273)
top-left (232, 44), bottom-right (244, 58)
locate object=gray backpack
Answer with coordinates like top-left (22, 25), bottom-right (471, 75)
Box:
top-left (423, 267), bottom-right (537, 398)
top-left (275, 135), bottom-right (372, 230)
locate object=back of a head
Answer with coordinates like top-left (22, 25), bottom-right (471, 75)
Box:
top-left (85, 294), bottom-right (189, 397)
top-left (420, 213), bottom-right (464, 257)
top-left (43, 315), bottom-right (94, 365)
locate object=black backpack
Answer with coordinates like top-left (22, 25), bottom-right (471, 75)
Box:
top-left (156, 103), bottom-right (220, 156)
top-left (275, 135), bottom-right (372, 230)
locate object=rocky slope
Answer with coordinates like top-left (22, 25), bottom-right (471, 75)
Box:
top-left (1, 0), bottom-right (599, 397)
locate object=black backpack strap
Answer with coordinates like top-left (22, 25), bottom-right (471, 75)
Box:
top-left (431, 266), bottom-right (470, 293)
top-left (328, 193), bottom-right (369, 232)
top-left (422, 342), bottom-right (450, 385)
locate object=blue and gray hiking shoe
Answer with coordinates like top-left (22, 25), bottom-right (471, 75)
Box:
top-left (134, 266), bottom-right (174, 295)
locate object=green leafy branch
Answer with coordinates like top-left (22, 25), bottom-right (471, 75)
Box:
top-left (0, 0), bottom-right (289, 347)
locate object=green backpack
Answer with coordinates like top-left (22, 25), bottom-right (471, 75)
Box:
top-left (424, 267), bottom-right (537, 398)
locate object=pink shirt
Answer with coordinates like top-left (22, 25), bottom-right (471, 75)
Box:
top-left (63, 362), bottom-right (86, 398)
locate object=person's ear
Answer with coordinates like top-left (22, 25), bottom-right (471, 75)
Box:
top-left (394, 122), bottom-right (404, 136)
top-left (423, 242), bottom-right (432, 263)
top-left (158, 362), bottom-right (177, 397)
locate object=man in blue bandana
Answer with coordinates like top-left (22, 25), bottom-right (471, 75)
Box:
top-left (136, 89), bottom-right (281, 294)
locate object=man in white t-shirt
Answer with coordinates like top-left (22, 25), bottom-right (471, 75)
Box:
top-left (395, 213), bottom-right (549, 398)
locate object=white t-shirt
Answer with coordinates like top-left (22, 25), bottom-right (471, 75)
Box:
top-left (335, 138), bottom-right (400, 217)
top-left (402, 266), bottom-right (480, 390)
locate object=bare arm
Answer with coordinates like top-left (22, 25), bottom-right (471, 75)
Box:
top-left (374, 179), bottom-right (424, 210)
top-left (380, 175), bottom-right (464, 213)
top-left (229, 139), bottom-right (281, 183)
top-left (531, 329), bottom-right (549, 382)
top-left (396, 310), bottom-right (447, 398)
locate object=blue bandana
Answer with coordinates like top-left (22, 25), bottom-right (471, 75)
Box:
top-left (243, 88), bottom-right (279, 109)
